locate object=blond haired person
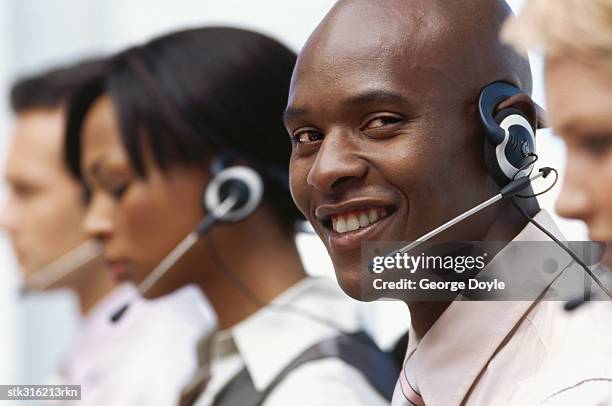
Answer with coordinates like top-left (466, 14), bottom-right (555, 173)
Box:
top-left (504, 2), bottom-right (612, 405)
top-left (504, 1), bottom-right (612, 269)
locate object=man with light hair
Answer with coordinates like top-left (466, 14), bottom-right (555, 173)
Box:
top-left (504, 3), bottom-right (612, 404)
top-left (503, 0), bottom-right (612, 270)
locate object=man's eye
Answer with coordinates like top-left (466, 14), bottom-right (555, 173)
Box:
top-left (293, 129), bottom-right (324, 144)
top-left (582, 135), bottom-right (612, 157)
top-left (12, 183), bottom-right (37, 198)
top-left (363, 116), bottom-right (401, 130)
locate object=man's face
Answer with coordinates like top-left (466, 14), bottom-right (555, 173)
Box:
top-left (285, 5), bottom-right (496, 299)
top-left (546, 56), bottom-right (612, 267)
top-left (1, 108), bottom-right (88, 279)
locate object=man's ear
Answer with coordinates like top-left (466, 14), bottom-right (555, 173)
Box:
top-left (496, 93), bottom-right (539, 131)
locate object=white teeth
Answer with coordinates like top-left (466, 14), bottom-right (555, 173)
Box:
top-left (336, 217), bottom-right (348, 233)
top-left (359, 213), bottom-right (370, 227)
top-left (347, 215), bottom-right (360, 232)
top-left (368, 209), bottom-right (379, 223)
top-left (331, 208), bottom-right (389, 234)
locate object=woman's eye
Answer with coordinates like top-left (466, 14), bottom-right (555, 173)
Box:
top-left (363, 116), bottom-right (401, 130)
top-left (109, 183), bottom-right (129, 200)
top-left (293, 129), bottom-right (324, 144)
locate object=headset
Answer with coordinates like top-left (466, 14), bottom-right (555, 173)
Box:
top-left (110, 152), bottom-right (353, 333)
top-left (481, 82), bottom-right (610, 308)
top-left (110, 153), bottom-right (264, 322)
top-left (110, 152), bottom-right (398, 399)
top-left (479, 81), bottom-right (537, 186)
top-left (371, 81), bottom-right (611, 308)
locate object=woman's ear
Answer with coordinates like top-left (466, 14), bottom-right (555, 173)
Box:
top-left (496, 93), bottom-right (538, 131)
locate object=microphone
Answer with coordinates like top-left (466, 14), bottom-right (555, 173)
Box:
top-left (370, 169), bottom-right (549, 271)
top-left (509, 199), bottom-right (611, 310)
top-left (564, 293), bottom-right (593, 312)
top-left (369, 167), bottom-right (612, 309)
top-left (20, 240), bottom-right (102, 295)
top-left (563, 264), bottom-right (611, 311)
top-left (110, 166), bottom-right (264, 323)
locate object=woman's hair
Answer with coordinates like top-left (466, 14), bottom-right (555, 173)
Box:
top-left (65, 27), bottom-right (302, 232)
top-left (502, 0), bottom-right (612, 69)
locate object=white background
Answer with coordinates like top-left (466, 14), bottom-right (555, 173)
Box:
top-left (0, 0), bottom-right (587, 389)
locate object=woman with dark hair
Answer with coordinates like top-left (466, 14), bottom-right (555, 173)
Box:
top-left (65, 27), bottom-right (393, 405)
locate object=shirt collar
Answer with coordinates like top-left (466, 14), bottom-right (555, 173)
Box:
top-left (83, 283), bottom-right (137, 324)
top-left (140, 284), bottom-right (218, 329)
top-left (411, 210), bottom-right (572, 406)
top-left (69, 284), bottom-right (216, 373)
top-left (217, 276), bottom-right (361, 391)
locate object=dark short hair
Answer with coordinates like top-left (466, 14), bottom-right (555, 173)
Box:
top-left (10, 58), bottom-right (107, 113)
top-left (65, 27), bottom-right (303, 232)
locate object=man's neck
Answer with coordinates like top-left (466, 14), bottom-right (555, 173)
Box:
top-left (408, 301), bottom-right (452, 339)
top-left (406, 198), bottom-right (540, 340)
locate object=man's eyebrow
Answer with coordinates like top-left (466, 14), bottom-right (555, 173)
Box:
top-left (556, 113), bottom-right (596, 136)
top-left (283, 90), bottom-right (411, 123)
top-left (344, 90), bottom-right (411, 107)
top-left (283, 106), bottom-right (307, 124)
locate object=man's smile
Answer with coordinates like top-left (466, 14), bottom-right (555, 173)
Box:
top-left (315, 199), bottom-right (397, 253)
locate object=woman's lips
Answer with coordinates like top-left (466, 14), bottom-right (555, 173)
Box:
top-left (106, 260), bottom-right (131, 281)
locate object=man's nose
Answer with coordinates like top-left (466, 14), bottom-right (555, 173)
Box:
top-left (555, 156), bottom-right (593, 223)
top-left (306, 130), bottom-right (367, 195)
top-left (0, 197), bottom-right (16, 234)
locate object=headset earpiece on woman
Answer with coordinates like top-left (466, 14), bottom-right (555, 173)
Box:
top-left (204, 165), bottom-right (264, 224)
top-left (111, 154), bottom-right (266, 322)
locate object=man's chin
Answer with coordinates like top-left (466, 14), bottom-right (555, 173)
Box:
top-left (21, 263), bottom-right (40, 279)
top-left (333, 265), bottom-right (381, 302)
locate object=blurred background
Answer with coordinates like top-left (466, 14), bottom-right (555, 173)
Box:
top-left (0, 0), bottom-right (587, 391)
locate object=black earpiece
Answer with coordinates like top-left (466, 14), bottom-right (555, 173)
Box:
top-left (479, 81), bottom-right (536, 186)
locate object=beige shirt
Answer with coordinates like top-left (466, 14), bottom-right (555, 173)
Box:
top-left (189, 277), bottom-right (388, 406)
top-left (392, 210), bottom-right (612, 406)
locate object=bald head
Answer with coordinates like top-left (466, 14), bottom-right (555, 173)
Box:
top-left (297, 0), bottom-right (531, 99)
top-left (286, 0), bottom-right (538, 300)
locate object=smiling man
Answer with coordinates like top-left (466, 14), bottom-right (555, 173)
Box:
top-left (286, 0), bottom-right (612, 404)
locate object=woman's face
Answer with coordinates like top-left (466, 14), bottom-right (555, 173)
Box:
top-left (80, 95), bottom-right (209, 284)
top-left (546, 56), bottom-right (612, 265)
